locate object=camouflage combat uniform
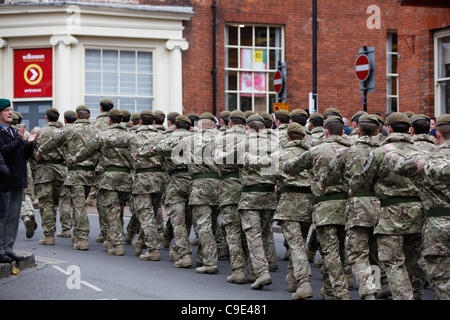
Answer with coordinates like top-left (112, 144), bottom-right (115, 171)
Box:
top-left (310, 126), bottom-right (325, 147)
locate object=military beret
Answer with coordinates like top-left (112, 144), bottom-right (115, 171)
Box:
top-left (309, 112), bottom-right (324, 120)
top-left (64, 110), bottom-right (76, 117)
top-left (410, 114), bottom-right (430, 124)
top-left (275, 110), bottom-right (290, 118)
top-left (375, 114), bottom-right (384, 125)
top-left (121, 110), bottom-right (131, 118)
top-left (0, 98), bottom-right (11, 111)
top-left (324, 115), bottom-right (344, 127)
top-left (14, 111), bottom-right (23, 119)
top-left (140, 110), bottom-right (153, 117)
top-left (386, 112), bottom-right (411, 126)
top-left (229, 110), bottom-right (246, 121)
top-left (175, 114), bottom-right (192, 125)
top-left (131, 112), bottom-right (141, 120)
top-left (76, 105), bottom-right (90, 113)
top-left (351, 111), bottom-right (367, 122)
top-left (358, 114), bottom-right (379, 126)
top-left (219, 111), bottom-right (231, 119)
top-left (167, 112), bottom-right (180, 119)
top-left (436, 114), bottom-right (450, 126)
top-left (287, 122), bottom-right (306, 135)
top-left (323, 108), bottom-right (342, 118)
top-left (46, 108), bottom-right (60, 115)
top-left (244, 111), bottom-right (255, 119)
top-left (12, 112), bottom-right (20, 120)
top-left (404, 111), bottom-right (415, 118)
top-left (259, 112), bottom-right (273, 122)
top-left (153, 110), bottom-right (165, 116)
top-left (100, 98), bottom-right (114, 106)
top-left (199, 112), bottom-right (216, 122)
top-left (290, 109), bottom-right (308, 118)
top-left (246, 114), bottom-right (264, 124)
top-left (108, 109), bottom-right (123, 117)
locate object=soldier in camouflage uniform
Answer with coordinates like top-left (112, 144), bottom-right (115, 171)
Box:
top-left (34, 108), bottom-right (67, 245)
top-left (274, 122), bottom-right (314, 300)
top-left (322, 114), bottom-right (382, 300)
top-left (37, 105), bottom-right (98, 250)
top-left (275, 110), bottom-right (289, 147)
top-left (289, 109), bottom-right (312, 145)
top-left (348, 111), bottom-right (367, 141)
top-left (358, 112), bottom-right (425, 300)
top-left (283, 115), bottom-right (352, 300)
top-left (130, 111), bottom-right (164, 261)
top-left (375, 114), bottom-right (387, 144)
top-left (71, 109), bottom-right (133, 256)
top-left (383, 114), bottom-right (450, 300)
top-left (219, 111), bottom-right (230, 133)
top-left (89, 98), bottom-right (115, 243)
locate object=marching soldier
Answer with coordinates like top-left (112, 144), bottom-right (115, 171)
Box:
top-left (219, 111), bottom-right (231, 133)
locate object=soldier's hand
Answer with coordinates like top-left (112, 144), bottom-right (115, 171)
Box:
top-left (417, 159), bottom-right (425, 173)
top-left (27, 129), bottom-right (39, 144)
top-left (18, 124), bottom-right (26, 140)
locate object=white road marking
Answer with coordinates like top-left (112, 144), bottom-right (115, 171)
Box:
top-left (52, 265), bottom-right (103, 292)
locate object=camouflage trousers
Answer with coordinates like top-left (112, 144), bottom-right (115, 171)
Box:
top-left (377, 233), bottom-right (422, 300)
top-left (20, 193), bottom-right (35, 220)
top-left (36, 181), bottom-right (63, 236)
top-left (316, 225), bottom-right (351, 300)
top-left (240, 209), bottom-right (271, 278)
top-left (64, 185), bottom-right (90, 241)
top-left (307, 224), bottom-right (322, 254)
top-left (260, 209), bottom-right (277, 270)
top-left (59, 185), bottom-right (73, 232)
top-left (192, 205), bottom-right (218, 267)
top-left (134, 193), bottom-right (164, 242)
top-left (345, 227), bottom-right (380, 298)
top-left (133, 194), bottom-right (160, 252)
top-left (221, 204), bottom-right (246, 270)
top-left (215, 215), bottom-right (229, 258)
top-left (166, 201), bottom-right (192, 258)
top-left (425, 255), bottom-right (450, 300)
top-left (126, 212), bottom-right (140, 239)
top-left (97, 189), bottom-right (129, 247)
top-left (280, 220), bottom-right (311, 285)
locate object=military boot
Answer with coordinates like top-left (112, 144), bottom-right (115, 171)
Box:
top-left (108, 245), bottom-right (124, 256)
top-left (133, 240), bottom-right (144, 256)
top-left (246, 271), bottom-right (256, 283)
top-left (174, 255), bottom-right (192, 268)
top-left (39, 236), bottom-right (55, 245)
top-left (73, 242), bottom-right (80, 250)
top-left (96, 233), bottom-right (105, 243)
top-left (292, 282), bottom-right (313, 300)
top-left (71, 234), bottom-right (79, 244)
top-left (139, 250), bottom-right (160, 261)
top-left (196, 265), bottom-right (218, 274)
top-left (285, 272), bottom-right (298, 293)
top-left (250, 272), bottom-right (272, 290)
top-left (31, 215), bottom-right (38, 230)
top-left (320, 287), bottom-right (335, 300)
top-left (57, 230), bottom-right (71, 238)
top-left (168, 247), bottom-right (180, 262)
top-left (226, 268), bottom-right (246, 284)
top-left (77, 240), bottom-right (89, 251)
top-left (102, 240), bottom-right (113, 250)
top-left (364, 294), bottom-right (376, 300)
top-left (23, 217), bottom-right (35, 239)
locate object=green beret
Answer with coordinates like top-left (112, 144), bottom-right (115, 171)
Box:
top-left (386, 112), bottom-right (411, 126)
top-left (153, 110), bottom-right (165, 116)
top-left (14, 111), bottom-right (23, 119)
top-left (0, 98), bottom-right (11, 111)
top-left (351, 111), bottom-right (367, 122)
top-left (246, 114), bottom-right (264, 124)
top-left (229, 110), bottom-right (246, 122)
top-left (323, 108), bottom-right (342, 118)
top-left (108, 109), bottom-right (123, 117)
top-left (309, 112), bottom-right (324, 120)
top-left (290, 109), bottom-right (308, 118)
top-left (244, 111), bottom-right (255, 119)
top-left (259, 112), bottom-right (273, 122)
top-left (404, 111), bottom-right (415, 118)
top-left (76, 105), bottom-right (90, 113)
top-left (12, 112), bottom-right (20, 120)
top-left (436, 114), bottom-right (450, 127)
top-left (275, 110), bottom-right (289, 118)
top-left (324, 115), bottom-right (344, 127)
top-left (131, 112), bottom-right (141, 120)
top-left (199, 112), bottom-right (216, 122)
top-left (167, 112), bottom-right (180, 119)
top-left (358, 114), bottom-right (379, 126)
top-left (140, 110), bottom-right (153, 117)
top-left (219, 111), bottom-right (231, 119)
top-left (121, 110), bottom-right (131, 118)
top-left (287, 122), bottom-right (306, 135)
top-left (100, 98), bottom-right (114, 106)
top-left (175, 114), bottom-right (192, 125)
top-left (64, 110), bottom-right (76, 117)
top-left (46, 108), bottom-right (59, 115)
top-left (186, 113), bottom-right (199, 122)
top-left (410, 114), bottom-right (430, 124)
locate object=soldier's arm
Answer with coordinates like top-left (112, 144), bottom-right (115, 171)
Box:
top-left (321, 151), bottom-right (345, 187)
top-left (73, 134), bottom-right (102, 164)
top-left (37, 129), bottom-right (68, 155)
top-left (423, 158), bottom-right (450, 182)
top-left (282, 149), bottom-right (313, 175)
top-left (351, 149), bottom-right (380, 194)
top-left (385, 151), bottom-right (422, 177)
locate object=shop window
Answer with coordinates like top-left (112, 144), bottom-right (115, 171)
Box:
top-left (386, 32), bottom-right (399, 113)
top-left (435, 30), bottom-right (450, 115)
top-left (225, 25), bottom-right (283, 113)
top-left (84, 49), bottom-right (153, 119)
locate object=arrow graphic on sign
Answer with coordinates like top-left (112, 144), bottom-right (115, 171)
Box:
top-left (24, 64), bottom-right (43, 86)
top-left (29, 68), bottom-right (38, 81)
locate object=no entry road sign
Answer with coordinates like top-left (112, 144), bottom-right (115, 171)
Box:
top-left (355, 54), bottom-right (371, 82)
top-left (273, 70), bottom-right (283, 93)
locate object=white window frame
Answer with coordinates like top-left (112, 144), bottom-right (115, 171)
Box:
top-left (434, 28), bottom-right (450, 116)
top-left (386, 31), bottom-right (399, 113)
top-left (225, 24), bottom-right (285, 113)
top-left (84, 47), bottom-right (154, 116)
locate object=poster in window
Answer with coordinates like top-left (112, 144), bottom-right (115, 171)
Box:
top-left (240, 48), bottom-right (267, 97)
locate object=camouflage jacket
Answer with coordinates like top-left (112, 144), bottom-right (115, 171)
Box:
top-left (37, 119), bottom-right (99, 186)
top-left (324, 135), bottom-right (381, 230)
top-left (412, 134), bottom-right (436, 153)
top-left (73, 123), bottom-right (133, 192)
top-left (92, 112), bottom-right (110, 131)
top-left (310, 126), bottom-right (325, 146)
top-left (154, 125), bottom-right (166, 133)
top-left (277, 123), bottom-right (289, 147)
top-left (273, 139), bottom-right (313, 222)
top-left (124, 122), bottom-right (133, 131)
top-left (375, 132), bottom-right (386, 145)
top-left (162, 125), bottom-right (175, 135)
top-left (34, 122), bottom-right (66, 184)
top-left (359, 133), bottom-right (423, 235)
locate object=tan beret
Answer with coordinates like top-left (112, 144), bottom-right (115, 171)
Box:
top-left (375, 114), bottom-right (384, 125)
top-left (351, 111), bottom-right (367, 122)
top-left (287, 122), bottom-right (306, 135)
top-left (410, 114), bottom-right (430, 124)
top-left (358, 114), bottom-right (379, 126)
top-left (244, 111), bottom-right (255, 119)
top-left (290, 109), bottom-right (308, 118)
top-left (140, 111), bottom-right (153, 117)
top-left (64, 110), bottom-right (76, 117)
top-left (323, 108), bottom-right (342, 118)
top-left (100, 98), bottom-right (114, 106)
top-left (131, 112), bottom-right (140, 120)
top-left (121, 110), bottom-right (131, 118)
top-left (324, 115), bottom-right (344, 127)
top-left (404, 111), bottom-right (415, 118)
top-left (229, 110), bottom-right (246, 121)
top-left (175, 114), bottom-right (192, 125)
top-left (46, 108), bottom-right (59, 115)
top-left (199, 112), bottom-right (216, 122)
top-left (153, 110), bottom-right (165, 116)
top-left (386, 112), bottom-right (411, 126)
top-left (309, 112), bottom-right (324, 120)
top-left (436, 114), bottom-right (450, 127)
top-left (259, 112), bottom-right (273, 122)
top-left (76, 105), bottom-right (90, 113)
top-left (275, 110), bottom-right (289, 118)
top-left (108, 109), bottom-right (123, 117)
top-left (246, 114), bottom-right (264, 124)
top-left (167, 112), bottom-right (180, 119)
top-left (219, 111), bottom-right (231, 119)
